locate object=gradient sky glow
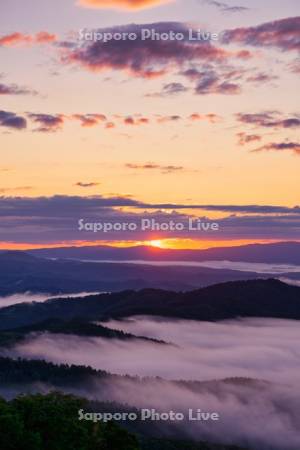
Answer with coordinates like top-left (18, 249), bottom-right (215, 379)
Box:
top-left (0, 0), bottom-right (299, 249)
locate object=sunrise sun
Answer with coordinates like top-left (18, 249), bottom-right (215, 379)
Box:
top-left (148, 240), bottom-right (164, 248)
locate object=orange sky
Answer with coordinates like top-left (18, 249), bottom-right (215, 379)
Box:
top-left (0, 0), bottom-right (299, 250)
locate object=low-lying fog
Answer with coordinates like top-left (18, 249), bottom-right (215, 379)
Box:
top-left (79, 259), bottom-right (300, 274)
top-left (5, 317), bottom-right (300, 384)
top-left (2, 316), bottom-right (300, 449)
top-left (0, 292), bottom-right (101, 308)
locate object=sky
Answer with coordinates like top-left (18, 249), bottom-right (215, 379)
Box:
top-left (0, 0), bottom-right (299, 249)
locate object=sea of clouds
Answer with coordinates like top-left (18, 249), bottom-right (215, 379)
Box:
top-left (2, 316), bottom-right (300, 449)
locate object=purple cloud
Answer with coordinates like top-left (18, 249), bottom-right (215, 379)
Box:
top-left (146, 82), bottom-right (189, 97)
top-left (222, 17), bottom-right (300, 53)
top-left (0, 110), bottom-right (27, 130)
top-left (28, 113), bottom-right (65, 132)
top-left (237, 112), bottom-right (300, 129)
top-left (125, 162), bottom-right (184, 173)
top-left (64, 23), bottom-right (228, 79)
top-left (252, 142), bottom-right (300, 155)
top-left (237, 132), bottom-right (262, 146)
top-left (72, 114), bottom-right (107, 127)
top-left (204, 0), bottom-right (249, 13)
top-left (194, 70), bottom-right (241, 94)
top-left (0, 196), bottom-right (299, 243)
top-left (0, 83), bottom-right (38, 96)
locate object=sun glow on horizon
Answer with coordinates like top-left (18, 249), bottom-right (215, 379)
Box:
top-left (0, 238), bottom-right (289, 251)
top-left (148, 239), bottom-right (164, 248)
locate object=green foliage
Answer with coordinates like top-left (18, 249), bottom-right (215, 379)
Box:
top-left (0, 391), bottom-right (249, 450)
top-left (0, 392), bottom-right (140, 450)
top-left (101, 421), bottom-right (142, 450)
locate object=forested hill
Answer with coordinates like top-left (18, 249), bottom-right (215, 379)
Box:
top-left (0, 318), bottom-right (167, 348)
top-left (0, 279), bottom-right (299, 330)
top-left (0, 390), bottom-right (248, 450)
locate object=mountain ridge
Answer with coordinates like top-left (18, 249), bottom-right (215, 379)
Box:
top-left (0, 278), bottom-right (299, 330)
top-left (24, 241), bottom-right (300, 264)
top-left (0, 250), bottom-right (283, 296)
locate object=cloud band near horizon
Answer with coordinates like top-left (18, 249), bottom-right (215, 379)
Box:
top-left (78, 0), bottom-right (172, 9)
top-left (0, 196), bottom-right (299, 244)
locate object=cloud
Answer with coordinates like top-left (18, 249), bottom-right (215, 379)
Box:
top-left (72, 114), bottom-right (107, 127)
top-left (222, 17), bottom-right (300, 53)
top-left (161, 82), bottom-right (189, 95)
top-left (63, 23), bottom-right (228, 79)
top-left (181, 67), bottom-right (243, 95)
top-left (1, 195), bottom-right (300, 216)
top-left (237, 112), bottom-right (300, 129)
top-left (204, 0), bottom-right (249, 13)
top-left (125, 162), bottom-right (184, 173)
top-left (194, 70), bottom-right (241, 94)
top-left (8, 316), bottom-right (300, 386)
top-left (180, 68), bottom-right (203, 81)
top-left (0, 291), bottom-right (99, 308)
top-left (0, 31), bottom-right (56, 47)
top-left (0, 83), bottom-right (38, 96)
top-left (146, 82), bottom-right (189, 97)
top-left (35, 32), bottom-right (57, 43)
top-left (123, 116), bottom-right (149, 125)
top-left (246, 72), bottom-right (278, 84)
top-left (0, 186), bottom-right (33, 194)
top-left (105, 122), bottom-right (116, 129)
top-left (61, 23), bottom-right (251, 96)
top-left (75, 182), bottom-right (101, 188)
top-left (157, 115), bottom-right (182, 123)
top-left (5, 317), bottom-right (300, 450)
top-left (188, 113), bottom-right (221, 123)
top-left (1, 109), bottom-right (224, 133)
top-left (0, 32), bottom-right (31, 46)
top-left (0, 195), bottom-right (299, 244)
top-left (237, 132), bottom-right (262, 146)
top-left (28, 113), bottom-right (65, 133)
top-left (0, 195), bottom-right (300, 216)
top-left (252, 142), bottom-right (300, 155)
top-left (0, 110), bottom-right (27, 130)
top-left (181, 62), bottom-right (270, 95)
top-left (289, 59), bottom-right (300, 73)
top-left (191, 205), bottom-right (300, 214)
top-left (78, 0), bottom-right (172, 9)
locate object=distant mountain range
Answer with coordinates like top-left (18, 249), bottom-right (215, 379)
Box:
top-left (0, 250), bottom-right (283, 296)
top-left (0, 279), bottom-right (299, 330)
top-left (26, 241), bottom-right (300, 264)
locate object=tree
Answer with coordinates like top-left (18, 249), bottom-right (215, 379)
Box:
top-left (0, 393), bottom-right (140, 450)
